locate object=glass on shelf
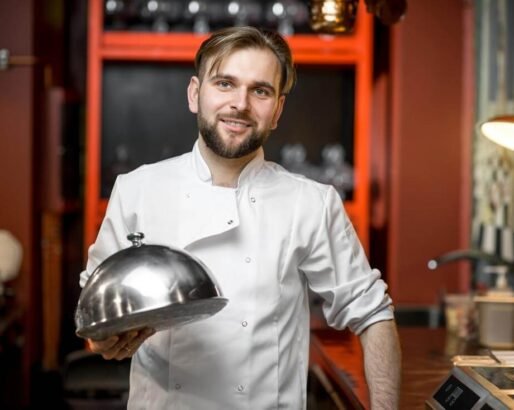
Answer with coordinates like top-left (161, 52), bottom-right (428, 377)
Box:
top-left (280, 143), bottom-right (319, 180)
top-left (104, 0), bottom-right (128, 30)
top-left (138, 0), bottom-right (184, 32)
top-left (265, 0), bottom-right (309, 36)
top-left (226, 0), bottom-right (263, 27)
top-left (102, 0), bottom-right (314, 33)
top-left (279, 143), bottom-right (353, 200)
top-left (319, 143), bottom-right (354, 200)
top-left (183, 0), bottom-right (210, 33)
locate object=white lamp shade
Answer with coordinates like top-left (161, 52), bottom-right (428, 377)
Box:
top-left (0, 230), bottom-right (23, 282)
top-left (479, 115), bottom-right (514, 151)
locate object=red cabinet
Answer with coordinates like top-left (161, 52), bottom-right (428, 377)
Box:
top-left (84, 0), bottom-right (374, 252)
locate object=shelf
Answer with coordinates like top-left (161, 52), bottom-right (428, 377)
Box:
top-left (99, 31), bottom-right (370, 64)
top-left (85, 0), bottom-right (373, 254)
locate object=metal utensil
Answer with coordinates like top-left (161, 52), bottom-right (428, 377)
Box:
top-left (75, 232), bottom-right (227, 340)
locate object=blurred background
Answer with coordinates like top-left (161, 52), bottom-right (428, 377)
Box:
top-left (1, 0), bottom-right (514, 408)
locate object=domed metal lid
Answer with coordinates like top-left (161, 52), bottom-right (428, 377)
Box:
top-left (75, 233), bottom-right (227, 340)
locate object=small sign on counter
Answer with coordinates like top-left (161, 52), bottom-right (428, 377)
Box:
top-left (427, 364), bottom-right (514, 409)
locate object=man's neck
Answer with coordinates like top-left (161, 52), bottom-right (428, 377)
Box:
top-left (198, 137), bottom-right (257, 188)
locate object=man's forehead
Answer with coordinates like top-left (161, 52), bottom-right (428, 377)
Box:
top-left (204, 48), bottom-right (281, 80)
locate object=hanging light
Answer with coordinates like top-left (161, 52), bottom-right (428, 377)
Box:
top-left (309, 0), bottom-right (407, 34)
top-left (478, 115), bottom-right (514, 151)
top-left (309, 0), bottom-right (359, 33)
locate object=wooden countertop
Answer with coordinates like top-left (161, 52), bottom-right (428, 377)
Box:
top-left (310, 326), bottom-right (485, 409)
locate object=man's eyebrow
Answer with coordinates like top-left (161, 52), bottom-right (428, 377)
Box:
top-left (253, 81), bottom-right (277, 95)
top-left (209, 73), bottom-right (235, 82)
top-left (209, 73), bottom-right (277, 95)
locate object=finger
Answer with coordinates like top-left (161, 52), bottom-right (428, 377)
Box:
top-left (101, 330), bottom-right (139, 360)
top-left (126, 328), bottom-right (156, 351)
top-left (118, 328), bottom-right (155, 357)
top-left (113, 345), bottom-right (134, 361)
top-left (88, 335), bottom-right (119, 353)
top-left (113, 328), bottom-right (156, 361)
top-left (117, 329), bottom-right (140, 346)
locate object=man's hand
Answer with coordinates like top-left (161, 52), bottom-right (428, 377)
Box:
top-left (88, 327), bottom-right (155, 361)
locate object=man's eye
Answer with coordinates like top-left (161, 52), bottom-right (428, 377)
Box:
top-left (254, 88), bottom-right (270, 97)
top-left (217, 81), bottom-right (232, 88)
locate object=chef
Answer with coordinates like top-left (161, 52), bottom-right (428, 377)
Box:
top-left (80, 26), bottom-right (401, 409)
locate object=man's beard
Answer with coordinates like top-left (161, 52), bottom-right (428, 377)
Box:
top-left (198, 111), bottom-right (271, 159)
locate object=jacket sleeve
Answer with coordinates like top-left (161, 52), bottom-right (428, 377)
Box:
top-left (79, 176), bottom-right (130, 288)
top-left (300, 186), bottom-right (394, 334)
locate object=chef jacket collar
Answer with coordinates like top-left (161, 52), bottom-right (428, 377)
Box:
top-left (192, 139), bottom-right (265, 188)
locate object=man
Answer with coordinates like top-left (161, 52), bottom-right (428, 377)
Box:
top-left (81, 26), bottom-right (401, 409)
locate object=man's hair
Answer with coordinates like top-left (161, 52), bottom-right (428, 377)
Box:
top-left (195, 26), bottom-right (296, 95)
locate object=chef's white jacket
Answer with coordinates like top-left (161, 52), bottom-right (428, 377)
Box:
top-left (80, 141), bottom-right (394, 409)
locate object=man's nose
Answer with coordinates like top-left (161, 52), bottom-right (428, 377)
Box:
top-left (230, 88), bottom-right (250, 111)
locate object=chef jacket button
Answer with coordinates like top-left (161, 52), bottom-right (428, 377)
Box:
top-left (237, 385), bottom-right (245, 392)
top-left (242, 321), bottom-right (248, 327)
top-left (227, 219), bottom-right (234, 225)
top-left (175, 383), bottom-right (181, 390)
top-left (245, 257), bottom-right (251, 263)
top-left (250, 197), bottom-right (256, 203)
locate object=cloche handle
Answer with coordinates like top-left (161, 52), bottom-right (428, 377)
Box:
top-left (127, 232), bottom-right (145, 247)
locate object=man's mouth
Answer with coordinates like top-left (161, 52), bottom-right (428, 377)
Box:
top-left (219, 117), bottom-right (253, 131)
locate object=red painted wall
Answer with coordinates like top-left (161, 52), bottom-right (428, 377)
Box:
top-left (0, 0), bottom-right (39, 404)
top-left (388, 0), bottom-right (471, 304)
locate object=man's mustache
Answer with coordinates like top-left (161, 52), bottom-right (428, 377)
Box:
top-left (218, 112), bottom-right (256, 126)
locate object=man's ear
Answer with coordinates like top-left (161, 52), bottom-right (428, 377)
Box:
top-left (187, 76), bottom-right (200, 114)
top-left (271, 95), bottom-right (286, 130)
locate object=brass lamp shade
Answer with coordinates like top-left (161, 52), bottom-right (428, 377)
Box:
top-left (310, 0), bottom-right (359, 33)
top-left (478, 115), bottom-right (514, 151)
